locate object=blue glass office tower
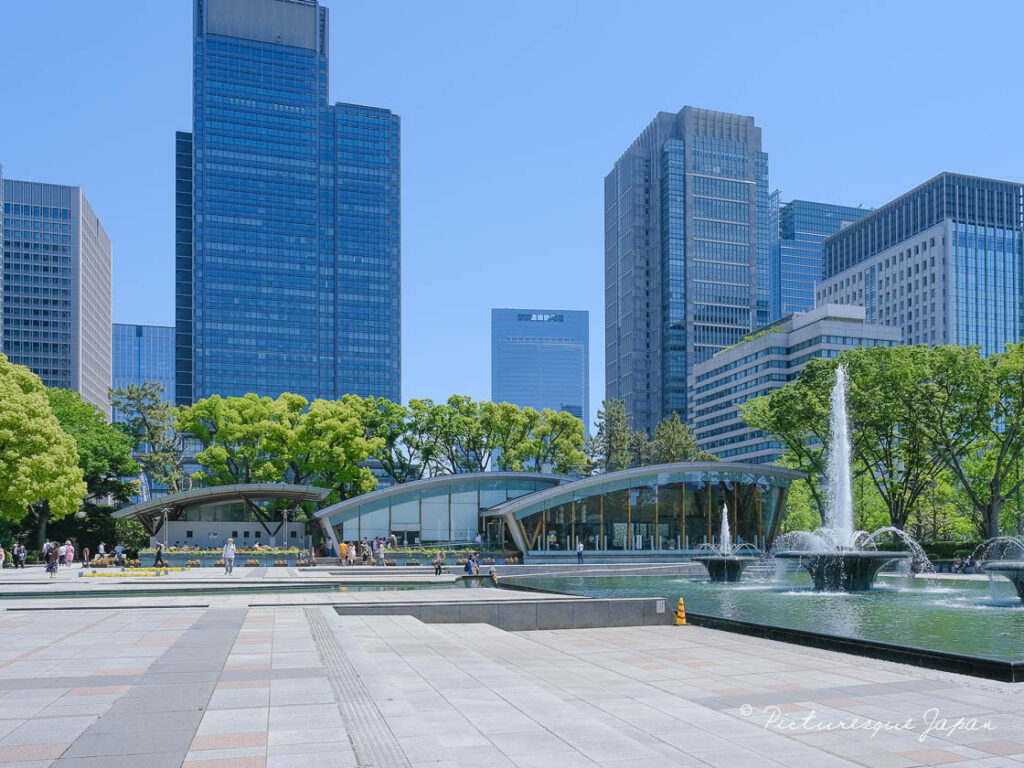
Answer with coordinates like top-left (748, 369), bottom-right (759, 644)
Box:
top-left (112, 324), bottom-right (175, 422)
top-left (819, 173), bottom-right (1024, 355)
top-left (769, 195), bottom-right (868, 319)
top-left (605, 107), bottom-right (769, 434)
top-left (177, 0), bottom-right (400, 406)
top-left (491, 309), bottom-right (589, 426)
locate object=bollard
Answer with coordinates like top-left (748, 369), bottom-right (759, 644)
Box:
top-left (675, 597), bottom-right (687, 626)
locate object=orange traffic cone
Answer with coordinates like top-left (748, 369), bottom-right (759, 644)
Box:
top-left (675, 597), bottom-right (687, 625)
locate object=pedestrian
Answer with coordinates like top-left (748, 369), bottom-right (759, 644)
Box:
top-left (0, 544), bottom-right (5, 569)
top-left (16, 544), bottom-right (27, 568)
top-left (432, 554), bottom-right (443, 576)
top-left (577, 539), bottom-right (584, 564)
top-left (361, 541), bottom-right (369, 565)
top-left (45, 544), bottom-right (59, 579)
top-left (58, 541), bottom-right (67, 567)
top-left (97, 541), bottom-right (106, 557)
top-left (64, 541), bottom-right (74, 567)
top-left (82, 546), bottom-right (90, 567)
top-left (153, 541), bottom-right (166, 568)
top-left (222, 537), bottom-right (235, 575)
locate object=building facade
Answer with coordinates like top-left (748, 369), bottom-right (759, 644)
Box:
top-left (178, 0), bottom-right (401, 406)
top-left (112, 323), bottom-right (176, 422)
top-left (689, 304), bottom-right (901, 464)
top-left (605, 107), bottom-right (770, 434)
top-left (818, 173), bottom-right (1024, 355)
top-left (2, 178), bottom-right (112, 416)
top-left (769, 195), bottom-right (868, 319)
top-left (491, 309), bottom-right (589, 424)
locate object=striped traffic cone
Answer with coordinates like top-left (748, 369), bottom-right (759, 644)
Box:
top-left (675, 597), bottom-right (687, 625)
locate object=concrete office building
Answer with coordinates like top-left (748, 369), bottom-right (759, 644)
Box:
top-left (112, 323), bottom-right (175, 422)
top-left (769, 195), bottom-right (869, 319)
top-left (605, 107), bottom-right (770, 434)
top-left (2, 177), bottom-right (112, 416)
top-left (689, 304), bottom-right (901, 464)
top-left (491, 309), bottom-right (589, 424)
top-left (178, 0), bottom-right (401, 405)
top-left (818, 173), bottom-right (1024, 356)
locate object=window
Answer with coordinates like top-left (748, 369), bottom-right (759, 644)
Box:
top-left (254, 530), bottom-right (260, 538)
top-left (232, 530), bottom-right (238, 538)
top-left (186, 530), bottom-right (194, 538)
top-left (290, 531), bottom-right (297, 538)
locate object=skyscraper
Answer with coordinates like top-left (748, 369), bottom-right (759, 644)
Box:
top-left (112, 323), bottom-right (176, 422)
top-left (491, 309), bottom-right (589, 425)
top-left (2, 177), bottom-right (112, 416)
top-left (818, 173), bottom-right (1024, 355)
top-left (769, 195), bottom-right (868, 319)
top-left (178, 0), bottom-right (401, 406)
top-left (605, 107), bottom-right (769, 434)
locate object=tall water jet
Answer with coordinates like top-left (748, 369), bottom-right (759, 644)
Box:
top-left (977, 536), bottom-right (1024, 603)
top-left (774, 364), bottom-right (910, 590)
top-left (693, 503), bottom-right (756, 582)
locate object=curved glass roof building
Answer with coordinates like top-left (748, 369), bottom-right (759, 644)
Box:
top-left (315, 463), bottom-right (802, 556)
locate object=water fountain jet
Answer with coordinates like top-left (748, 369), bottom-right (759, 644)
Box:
top-left (692, 505), bottom-right (758, 582)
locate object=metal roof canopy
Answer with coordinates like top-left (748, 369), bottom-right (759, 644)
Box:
top-left (112, 483), bottom-right (331, 536)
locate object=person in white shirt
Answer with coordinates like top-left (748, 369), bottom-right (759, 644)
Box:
top-left (223, 538), bottom-right (236, 575)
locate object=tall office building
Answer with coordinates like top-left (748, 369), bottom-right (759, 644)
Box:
top-left (112, 323), bottom-right (175, 422)
top-left (605, 107), bottom-right (769, 435)
top-left (818, 173), bottom-right (1024, 355)
top-left (178, 0), bottom-right (401, 406)
top-left (2, 177), bottom-right (112, 416)
top-left (769, 195), bottom-right (868, 319)
top-left (491, 309), bottom-right (589, 425)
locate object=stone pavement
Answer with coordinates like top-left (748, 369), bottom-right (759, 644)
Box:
top-left (0, 578), bottom-right (1021, 767)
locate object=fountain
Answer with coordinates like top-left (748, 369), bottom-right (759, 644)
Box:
top-left (977, 536), bottom-right (1024, 602)
top-left (692, 505), bottom-right (758, 582)
top-left (774, 365), bottom-right (911, 591)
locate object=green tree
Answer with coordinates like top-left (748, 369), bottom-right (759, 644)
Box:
top-left (290, 396), bottom-right (382, 502)
top-left (589, 399), bottom-right (632, 472)
top-left (0, 355), bottom-right (86, 530)
top-left (363, 397), bottom-right (437, 483)
top-left (918, 343), bottom-right (1024, 539)
top-left (779, 474), bottom-right (819, 533)
top-left (651, 412), bottom-right (717, 463)
top-left (177, 393), bottom-right (304, 485)
top-left (480, 401), bottom-right (534, 471)
top-left (110, 382), bottom-right (190, 493)
top-left (518, 408), bottom-right (589, 475)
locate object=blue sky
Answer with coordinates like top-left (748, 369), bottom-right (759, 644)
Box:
top-left (3, 0), bottom-right (1023, 428)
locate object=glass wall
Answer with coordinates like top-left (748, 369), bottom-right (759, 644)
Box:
top-left (506, 469), bottom-right (791, 554)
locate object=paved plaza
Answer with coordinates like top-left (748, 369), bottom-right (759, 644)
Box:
top-left (0, 567), bottom-right (1021, 767)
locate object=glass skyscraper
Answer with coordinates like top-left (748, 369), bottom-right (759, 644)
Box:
top-left (112, 323), bottom-right (175, 422)
top-left (819, 173), bottom-right (1024, 356)
top-left (177, 0), bottom-right (401, 406)
top-left (769, 195), bottom-right (868, 319)
top-left (2, 176), bottom-right (112, 417)
top-left (491, 309), bottom-right (589, 426)
top-left (605, 107), bottom-right (769, 434)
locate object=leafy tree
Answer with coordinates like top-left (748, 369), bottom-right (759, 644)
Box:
top-left (480, 401), bottom-right (534, 471)
top-left (428, 395), bottom-right (486, 473)
top-left (651, 412), bottom-right (718, 464)
top-left (517, 408), bottom-right (589, 475)
top-left (917, 343), bottom-right (1024, 539)
top-left (110, 382), bottom-right (190, 493)
top-left (589, 399), bottom-right (632, 472)
top-left (290, 396), bottom-right (382, 502)
top-left (778, 474), bottom-right (819, 533)
top-left (0, 356), bottom-right (86, 542)
top-left (177, 393), bottom-right (304, 485)
top-left (363, 397), bottom-right (436, 483)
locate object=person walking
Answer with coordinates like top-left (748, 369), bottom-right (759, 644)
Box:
top-left (577, 540), bottom-right (584, 564)
top-left (153, 541), bottom-right (166, 568)
top-left (222, 538), bottom-right (236, 575)
top-left (58, 541), bottom-right (67, 567)
top-left (64, 541), bottom-right (74, 568)
top-left (45, 544), bottom-right (59, 579)
top-left (432, 554), bottom-right (443, 576)
top-left (82, 546), bottom-right (90, 567)
top-left (0, 544), bottom-right (5, 570)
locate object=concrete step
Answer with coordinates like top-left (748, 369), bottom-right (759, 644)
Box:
top-left (339, 613), bottom-right (708, 766)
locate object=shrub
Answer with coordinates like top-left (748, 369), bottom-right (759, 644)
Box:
top-left (215, 559), bottom-right (225, 567)
top-left (187, 560), bottom-right (201, 567)
top-left (273, 560), bottom-right (286, 567)
top-left (245, 559), bottom-right (258, 567)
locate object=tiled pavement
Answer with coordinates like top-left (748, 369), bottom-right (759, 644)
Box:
top-left (0, 586), bottom-right (1021, 767)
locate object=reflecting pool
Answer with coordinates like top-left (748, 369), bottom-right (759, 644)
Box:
top-left (502, 572), bottom-right (1024, 663)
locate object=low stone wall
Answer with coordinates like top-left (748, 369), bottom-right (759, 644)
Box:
top-left (140, 552), bottom-right (304, 567)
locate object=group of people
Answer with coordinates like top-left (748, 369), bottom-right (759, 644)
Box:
top-left (952, 555), bottom-right (978, 574)
top-left (338, 535), bottom-right (400, 566)
top-left (0, 544), bottom-right (28, 570)
top-left (41, 540), bottom-right (77, 578)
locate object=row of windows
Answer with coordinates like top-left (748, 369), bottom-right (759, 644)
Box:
top-left (3, 204), bottom-right (70, 218)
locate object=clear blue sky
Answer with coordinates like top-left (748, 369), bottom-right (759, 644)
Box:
top-left (3, 0), bottom-right (1023, 428)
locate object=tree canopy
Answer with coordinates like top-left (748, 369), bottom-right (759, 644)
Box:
top-left (0, 355), bottom-right (86, 525)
